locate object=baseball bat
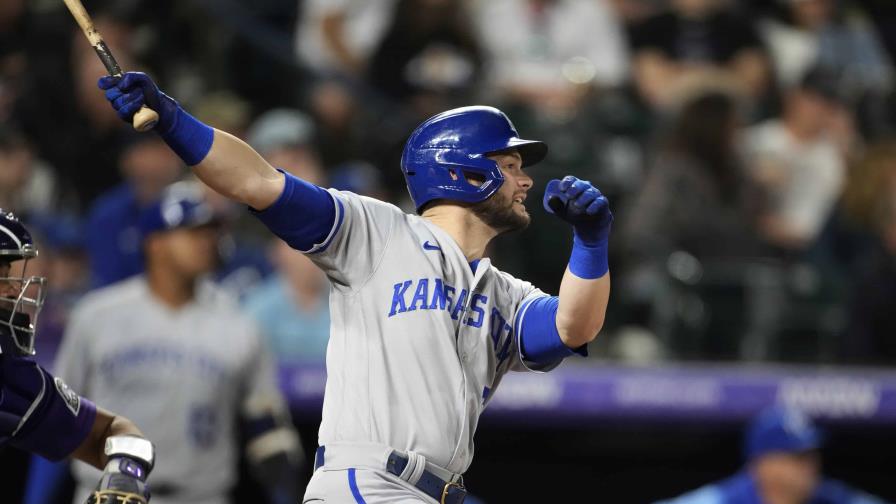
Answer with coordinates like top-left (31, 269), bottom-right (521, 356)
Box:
top-left (62, 0), bottom-right (159, 132)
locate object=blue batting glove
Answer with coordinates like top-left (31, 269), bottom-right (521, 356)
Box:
top-left (98, 72), bottom-right (215, 166)
top-left (98, 72), bottom-right (179, 134)
top-left (543, 176), bottom-right (613, 246)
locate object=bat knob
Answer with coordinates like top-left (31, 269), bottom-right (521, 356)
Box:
top-left (547, 196), bottom-right (567, 215)
top-left (132, 106), bottom-right (159, 132)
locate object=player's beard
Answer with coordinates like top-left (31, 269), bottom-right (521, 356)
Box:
top-left (470, 189), bottom-right (530, 234)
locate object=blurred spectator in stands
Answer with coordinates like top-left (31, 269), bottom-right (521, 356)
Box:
top-left (199, 107), bottom-right (327, 301)
top-left (193, 96), bottom-right (272, 300)
top-left (16, 14), bottom-right (138, 209)
top-left (56, 182), bottom-right (303, 504)
top-left (842, 145), bottom-right (896, 365)
top-left (244, 238), bottom-right (331, 364)
top-left (474, 0), bottom-right (628, 116)
top-left (622, 91), bottom-right (764, 358)
top-left (759, 0), bottom-right (893, 136)
top-left (26, 214), bottom-right (88, 360)
top-left (242, 110), bottom-right (331, 362)
top-left (630, 0), bottom-right (770, 110)
top-left (368, 0), bottom-right (483, 119)
top-left (623, 91), bottom-right (763, 265)
top-left (810, 141), bottom-right (896, 284)
top-left (85, 135), bottom-right (184, 289)
top-left (657, 406), bottom-right (886, 504)
top-left (854, 0), bottom-right (896, 62)
top-left (0, 124), bottom-right (60, 218)
top-left (247, 108), bottom-right (323, 183)
top-left (295, 0), bottom-right (397, 77)
top-left (193, 90), bottom-right (253, 141)
top-left (305, 77), bottom-right (402, 191)
top-left (744, 67), bottom-right (853, 255)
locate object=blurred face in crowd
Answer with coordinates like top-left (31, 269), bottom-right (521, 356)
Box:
top-left (146, 225), bottom-right (219, 280)
top-left (120, 138), bottom-right (184, 205)
top-left (310, 81), bottom-right (356, 132)
top-left (786, 89), bottom-right (840, 139)
top-left (266, 146), bottom-right (324, 186)
top-left (468, 150), bottom-right (533, 234)
top-left (753, 451), bottom-right (820, 504)
top-left (792, 0), bottom-right (832, 30)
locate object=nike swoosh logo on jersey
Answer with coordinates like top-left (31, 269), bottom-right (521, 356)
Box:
top-left (422, 241), bottom-right (441, 251)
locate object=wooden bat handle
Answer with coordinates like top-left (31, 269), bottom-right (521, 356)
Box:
top-left (133, 106), bottom-right (159, 132)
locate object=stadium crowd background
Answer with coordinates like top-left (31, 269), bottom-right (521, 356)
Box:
top-left (1, 0), bottom-right (896, 502)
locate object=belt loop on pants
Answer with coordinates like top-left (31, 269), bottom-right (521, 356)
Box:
top-left (314, 444), bottom-right (466, 504)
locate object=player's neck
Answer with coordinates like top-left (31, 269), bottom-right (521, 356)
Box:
top-left (146, 266), bottom-right (197, 309)
top-left (422, 205), bottom-right (497, 261)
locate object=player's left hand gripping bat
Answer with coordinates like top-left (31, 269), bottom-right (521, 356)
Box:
top-left (62, 0), bottom-right (159, 132)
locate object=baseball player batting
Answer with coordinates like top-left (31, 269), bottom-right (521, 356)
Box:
top-left (0, 210), bottom-right (155, 503)
top-left (99, 72), bottom-right (612, 503)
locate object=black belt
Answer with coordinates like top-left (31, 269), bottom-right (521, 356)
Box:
top-left (314, 446), bottom-right (466, 504)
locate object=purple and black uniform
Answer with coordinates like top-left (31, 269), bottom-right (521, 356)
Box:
top-left (0, 355), bottom-right (97, 460)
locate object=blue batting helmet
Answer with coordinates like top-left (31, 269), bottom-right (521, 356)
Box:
top-left (401, 106), bottom-right (547, 214)
top-left (0, 210), bottom-right (47, 356)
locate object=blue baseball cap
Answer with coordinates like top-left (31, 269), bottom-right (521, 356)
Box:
top-left (745, 406), bottom-right (822, 461)
top-left (139, 181), bottom-right (218, 239)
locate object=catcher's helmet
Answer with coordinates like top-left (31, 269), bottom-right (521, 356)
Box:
top-left (0, 210), bottom-right (47, 356)
top-left (400, 106), bottom-right (547, 214)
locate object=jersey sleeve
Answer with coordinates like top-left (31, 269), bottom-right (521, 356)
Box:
top-left (309, 190), bottom-right (399, 287)
top-left (252, 172), bottom-right (398, 289)
top-left (1, 358), bottom-right (97, 461)
top-left (500, 273), bottom-right (587, 374)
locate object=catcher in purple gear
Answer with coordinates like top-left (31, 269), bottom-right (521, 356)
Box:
top-left (0, 210), bottom-right (155, 503)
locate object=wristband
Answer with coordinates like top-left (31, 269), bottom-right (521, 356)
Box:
top-left (159, 107), bottom-right (215, 166)
top-left (104, 436), bottom-right (155, 473)
top-left (568, 235), bottom-right (609, 279)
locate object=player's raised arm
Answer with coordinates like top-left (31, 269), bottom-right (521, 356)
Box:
top-left (97, 72), bottom-right (284, 210)
top-left (543, 176), bottom-right (612, 348)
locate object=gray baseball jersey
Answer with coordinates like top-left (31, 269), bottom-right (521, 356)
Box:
top-left (55, 277), bottom-right (291, 504)
top-left (265, 188), bottom-right (553, 475)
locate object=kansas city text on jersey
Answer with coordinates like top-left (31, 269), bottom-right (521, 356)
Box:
top-left (388, 277), bottom-right (515, 365)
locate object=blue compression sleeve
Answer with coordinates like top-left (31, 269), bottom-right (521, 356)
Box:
top-left (159, 107), bottom-right (215, 166)
top-left (251, 170), bottom-right (342, 253)
top-left (568, 235), bottom-right (609, 279)
top-left (517, 296), bottom-right (587, 367)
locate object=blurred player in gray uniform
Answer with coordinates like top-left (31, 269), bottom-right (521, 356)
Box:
top-left (0, 210), bottom-right (155, 503)
top-left (99, 72), bottom-right (613, 503)
top-left (55, 182), bottom-right (303, 504)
